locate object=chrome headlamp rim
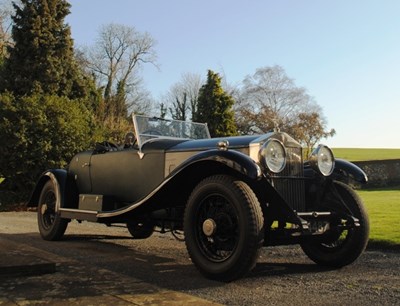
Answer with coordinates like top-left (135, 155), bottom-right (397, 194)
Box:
top-left (259, 139), bottom-right (287, 174)
top-left (309, 144), bottom-right (335, 176)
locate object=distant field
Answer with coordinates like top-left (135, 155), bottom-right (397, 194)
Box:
top-left (357, 187), bottom-right (400, 248)
top-left (333, 148), bottom-right (400, 161)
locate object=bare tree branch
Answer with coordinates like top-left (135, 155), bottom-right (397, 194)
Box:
top-left (0, 0), bottom-right (13, 58)
top-left (236, 65), bottom-right (335, 149)
top-left (163, 72), bottom-right (203, 121)
top-left (81, 23), bottom-right (157, 113)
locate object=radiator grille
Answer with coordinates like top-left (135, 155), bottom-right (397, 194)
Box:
top-left (271, 147), bottom-right (305, 212)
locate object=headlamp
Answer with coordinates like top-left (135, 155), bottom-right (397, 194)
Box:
top-left (309, 145), bottom-right (335, 176)
top-left (259, 139), bottom-right (286, 173)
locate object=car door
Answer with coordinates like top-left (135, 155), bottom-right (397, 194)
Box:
top-left (89, 148), bottom-right (165, 203)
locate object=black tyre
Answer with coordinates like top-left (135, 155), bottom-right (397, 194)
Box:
top-left (184, 175), bottom-right (264, 282)
top-left (127, 219), bottom-right (155, 239)
top-left (301, 181), bottom-right (369, 267)
top-left (38, 180), bottom-right (68, 241)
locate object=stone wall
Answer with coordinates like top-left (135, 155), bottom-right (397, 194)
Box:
top-left (353, 159), bottom-right (400, 188)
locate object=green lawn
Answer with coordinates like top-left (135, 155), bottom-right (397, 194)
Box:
top-left (357, 187), bottom-right (400, 249)
top-left (331, 148), bottom-right (399, 248)
top-left (333, 148), bottom-right (400, 161)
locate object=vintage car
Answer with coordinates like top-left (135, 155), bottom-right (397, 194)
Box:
top-left (28, 114), bottom-right (369, 281)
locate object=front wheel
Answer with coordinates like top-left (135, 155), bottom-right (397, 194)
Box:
top-left (37, 180), bottom-right (68, 241)
top-left (184, 175), bottom-right (264, 282)
top-left (301, 181), bottom-right (369, 267)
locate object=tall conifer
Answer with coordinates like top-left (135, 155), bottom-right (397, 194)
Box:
top-left (2, 0), bottom-right (87, 98)
top-left (195, 70), bottom-right (237, 137)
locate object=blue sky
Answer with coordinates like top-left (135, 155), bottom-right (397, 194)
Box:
top-left (67, 0), bottom-right (400, 148)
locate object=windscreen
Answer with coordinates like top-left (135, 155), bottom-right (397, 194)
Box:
top-left (133, 115), bottom-right (210, 147)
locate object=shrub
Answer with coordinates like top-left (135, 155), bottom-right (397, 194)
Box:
top-left (0, 92), bottom-right (94, 205)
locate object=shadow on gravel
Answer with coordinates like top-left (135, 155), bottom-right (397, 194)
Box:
top-left (250, 262), bottom-right (333, 279)
top-left (57, 234), bottom-right (337, 284)
top-left (367, 240), bottom-right (400, 251)
top-left (1, 232), bottom-right (223, 291)
top-left (7, 231), bottom-right (395, 293)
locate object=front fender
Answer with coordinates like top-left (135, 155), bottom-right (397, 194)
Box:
top-left (27, 169), bottom-right (76, 209)
top-left (304, 159), bottom-right (368, 185)
top-left (169, 149), bottom-right (262, 181)
top-left (331, 159), bottom-right (368, 184)
top-left (97, 149), bottom-right (262, 219)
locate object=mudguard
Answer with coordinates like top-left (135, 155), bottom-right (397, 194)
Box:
top-left (331, 159), bottom-right (368, 184)
top-left (169, 149), bottom-right (263, 181)
top-left (27, 169), bottom-right (77, 209)
top-left (304, 158), bottom-right (368, 185)
top-left (97, 149), bottom-right (263, 219)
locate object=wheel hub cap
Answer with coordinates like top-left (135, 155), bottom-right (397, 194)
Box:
top-left (202, 218), bottom-right (216, 237)
top-left (41, 204), bottom-right (48, 215)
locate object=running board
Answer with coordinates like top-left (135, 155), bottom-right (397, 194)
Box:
top-left (59, 208), bottom-right (98, 222)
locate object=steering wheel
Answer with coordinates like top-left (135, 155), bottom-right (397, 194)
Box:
top-left (124, 132), bottom-right (136, 148)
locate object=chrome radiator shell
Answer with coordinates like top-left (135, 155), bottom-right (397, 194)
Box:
top-left (270, 147), bottom-right (305, 212)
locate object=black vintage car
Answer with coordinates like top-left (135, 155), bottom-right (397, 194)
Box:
top-left (28, 114), bottom-right (369, 281)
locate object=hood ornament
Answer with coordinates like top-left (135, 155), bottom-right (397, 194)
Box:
top-left (272, 117), bottom-right (280, 133)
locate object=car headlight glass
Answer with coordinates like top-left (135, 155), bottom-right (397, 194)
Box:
top-left (309, 145), bottom-right (335, 176)
top-left (259, 139), bottom-right (286, 173)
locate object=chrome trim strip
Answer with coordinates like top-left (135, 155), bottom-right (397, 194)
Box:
top-left (59, 208), bottom-right (98, 215)
top-left (132, 114), bottom-right (142, 147)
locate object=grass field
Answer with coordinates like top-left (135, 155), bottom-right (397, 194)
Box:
top-left (333, 148), bottom-right (400, 161)
top-left (357, 187), bottom-right (400, 248)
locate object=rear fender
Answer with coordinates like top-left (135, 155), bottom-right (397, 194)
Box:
top-left (28, 169), bottom-right (76, 210)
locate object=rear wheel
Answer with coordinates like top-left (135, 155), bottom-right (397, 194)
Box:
top-left (37, 180), bottom-right (68, 241)
top-left (127, 218), bottom-right (155, 239)
top-left (184, 175), bottom-right (264, 282)
top-left (301, 181), bottom-right (369, 267)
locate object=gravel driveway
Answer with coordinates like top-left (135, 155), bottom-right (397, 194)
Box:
top-left (0, 211), bottom-right (399, 305)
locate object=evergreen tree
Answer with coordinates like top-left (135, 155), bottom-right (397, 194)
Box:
top-left (0, 0), bottom-right (102, 206)
top-left (0, 92), bottom-right (95, 205)
top-left (194, 70), bottom-right (238, 137)
top-left (1, 0), bottom-right (88, 99)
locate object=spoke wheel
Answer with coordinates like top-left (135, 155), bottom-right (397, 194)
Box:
top-left (38, 180), bottom-right (68, 241)
top-left (184, 175), bottom-right (264, 282)
top-left (196, 194), bottom-right (239, 262)
top-left (301, 181), bottom-right (369, 267)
